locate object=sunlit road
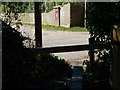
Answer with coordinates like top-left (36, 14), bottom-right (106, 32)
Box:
top-left (20, 26), bottom-right (90, 66)
top-left (42, 29), bottom-right (89, 47)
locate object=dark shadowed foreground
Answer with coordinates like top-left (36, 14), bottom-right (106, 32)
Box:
top-left (2, 21), bottom-right (73, 90)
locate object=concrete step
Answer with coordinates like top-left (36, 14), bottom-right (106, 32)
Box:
top-left (70, 66), bottom-right (83, 90)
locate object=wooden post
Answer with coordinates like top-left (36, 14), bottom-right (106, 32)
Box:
top-left (89, 37), bottom-right (95, 62)
top-left (34, 2), bottom-right (42, 47)
top-left (0, 20), bottom-right (2, 90)
top-left (112, 26), bottom-right (120, 90)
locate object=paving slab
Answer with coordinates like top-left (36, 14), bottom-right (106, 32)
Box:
top-left (70, 66), bottom-right (83, 90)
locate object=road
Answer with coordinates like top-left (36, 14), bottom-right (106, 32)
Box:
top-left (20, 26), bottom-right (90, 66)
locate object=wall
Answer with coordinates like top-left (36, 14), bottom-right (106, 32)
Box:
top-left (20, 13), bottom-right (34, 24)
top-left (60, 3), bottom-right (70, 27)
top-left (42, 3), bottom-right (71, 27)
top-left (70, 3), bottom-right (84, 27)
top-left (42, 3), bottom-right (84, 27)
top-left (20, 3), bottom-right (84, 27)
top-left (42, 9), bottom-right (56, 26)
top-left (112, 26), bottom-right (120, 90)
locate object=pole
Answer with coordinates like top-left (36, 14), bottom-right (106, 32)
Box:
top-left (34, 2), bottom-right (42, 47)
top-left (84, 0), bottom-right (86, 28)
top-left (89, 37), bottom-right (94, 62)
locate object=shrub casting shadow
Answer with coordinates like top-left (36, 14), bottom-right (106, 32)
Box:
top-left (2, 21), bottom-right (73, 90)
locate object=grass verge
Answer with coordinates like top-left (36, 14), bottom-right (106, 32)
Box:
top-left (23, 23), bottom-right (88, 32)
top-left (42, 24), bottom-right (88, 32)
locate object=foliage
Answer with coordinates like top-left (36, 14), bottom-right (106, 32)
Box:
top-left (2, 2), bottom-right (72, 89)
top-left (42, 2), bottom-right (68, 12)
top-left (22, 23), bottom-right (87, 32)
top-left (1, 2), bottom-right (34, 28)
top-left (83, 50), bottom-right (112, 81)
top-left (87, 2), bottom-right (120, 41)
top-left (2, 2), bottom-right (34, 13)
top-left (83, 2), bottom-right (120, 89)
top-left (2, 21), bottom-right (72, 89)
top-left (42, 2), bottom-right (54, 12)
top-left (2, 21), bottom-right (26, 88)
top-left (42, 24), bottom-right (87, 32)
top-left (42, 2), bottom-right (82, 13)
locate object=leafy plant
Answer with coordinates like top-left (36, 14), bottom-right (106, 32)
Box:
top-left (2, 20), bottom-right (72, 89)
top-left (83, 2), bottom-right (120, 89)
top-left (1, 2), bottom-right (34, 29)
top-left (42, 2), bottom-right (68, 13)
top-left (2, 2), bottom-right (72, 89)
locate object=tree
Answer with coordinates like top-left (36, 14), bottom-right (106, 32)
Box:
top-left (42, 2), bottom-right (68, 12)
top-left (87, 2), bottom-right (120, 40)
top-left (1, 2), bottom-right (34, 28)
top-left (83, 2), bottom-right (120, 89)
top-left (2, 2), bottom-right (72, 89)
top-left (2, 20), bottom-right (72, 89)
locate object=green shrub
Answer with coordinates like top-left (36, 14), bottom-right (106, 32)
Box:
top-left (2, 21), bottom-right (72, 89)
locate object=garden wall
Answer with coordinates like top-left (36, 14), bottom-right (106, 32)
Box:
top-left (20, 13), bottom-right (34, 24)
top-left (59, 3), bottom-right (70, 27)
top-left (42, 3), bottom-right (84, 27)
top-left (42, 9), bottom-right (56, 26)
top-left (20, 3), bottom-right (84, 27)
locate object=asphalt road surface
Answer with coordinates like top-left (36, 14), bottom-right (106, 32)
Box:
top-left (20, 26), bottom-right (90, 66)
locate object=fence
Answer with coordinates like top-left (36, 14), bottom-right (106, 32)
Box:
top-left (28, 37), bottom-right (111, 62)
